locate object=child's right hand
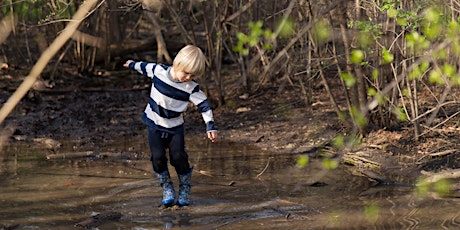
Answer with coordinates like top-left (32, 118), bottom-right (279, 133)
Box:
top-left (123, 60), bottom-right (133, 68)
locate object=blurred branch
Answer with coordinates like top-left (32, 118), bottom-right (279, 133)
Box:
top-left (0, 0), bottom-right (100, 125)
top-left (0, 13), bottom-right (15, 44)
top-left (71, 30), bottom-right (103, 48)
top-left (260, 0), bottom-right (347, 84)
top-left (223, 0), bottom-right (257, 23)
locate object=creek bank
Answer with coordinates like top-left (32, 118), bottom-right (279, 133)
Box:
top-left (1, 70), bottom-right (459, 192)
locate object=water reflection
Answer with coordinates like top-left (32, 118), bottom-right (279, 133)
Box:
top-left (0, 136), bottom-right (459, 229)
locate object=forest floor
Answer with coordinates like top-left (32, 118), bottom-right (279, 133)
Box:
top-left (1, 64), bottom-right (460, 187)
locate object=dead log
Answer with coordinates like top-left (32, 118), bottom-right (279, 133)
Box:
top-left (342, 151), bottom-right (381, 170)
top-left (74, 212), bottom-right (122, 229)
top-left (420, 169), bottom-right (460, 184)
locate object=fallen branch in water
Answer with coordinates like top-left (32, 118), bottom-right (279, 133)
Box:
top-left (46, 151), bottom-right (121, 160)
top-left (420, 169), bottom-right (460, 184)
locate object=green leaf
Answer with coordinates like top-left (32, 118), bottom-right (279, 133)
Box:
top-left (433, 179), bottom-right (451, 197)
top-left (357, 31), bottom-right (373, 48)
top-left (340, 72), bottom-right (356, 87)
top-left (296, 155), bottom-right (309, 168)
top-left (311, 19), bottom-right (331, 44)
top-left (367, 87), bottom-right (377, 96)
top-left (350, 106), bottom-right (367, 128)
top-left (442, 64), bottom-right (456, 78)
top-left (393, 107), bottom-right (408, 121)
top-left (424, 23), bottom-right (443, 41)
top-left (350, 49), bottom-right (365, 64)
top-left (364, 202), bottom-right (380, 222)
top-left (382, 47), bottom-right (394, 64)
top-left (428, 69), bottom-right (444, 84)
top-left (420, 61), bottom-right (430, 72)
top-left (322, 158), bottom-right (338, 170)
top-left (424, 7), bottom-right (440, 23)
top-left (276, 17), bottom-right (296, 38)
top-left (372, 69), bottom-right (379, 79)
top-left (408, 65), bottom-right (422, 80)
top-left (387, 8), bottom-right (397, 18)
top-left (333, 135), bottom-right (345, 148)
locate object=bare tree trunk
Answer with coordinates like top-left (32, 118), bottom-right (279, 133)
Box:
top-left (141, 0), bottom-right (171, 63)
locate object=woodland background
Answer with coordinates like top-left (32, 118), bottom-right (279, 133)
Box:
top-left (1, 0), bottom-right (460, 162)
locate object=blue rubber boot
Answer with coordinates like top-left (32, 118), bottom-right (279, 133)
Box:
top-left (177, 167), bottom-right (193, 206)
top-left (157, 170), bottom-right (175, 206)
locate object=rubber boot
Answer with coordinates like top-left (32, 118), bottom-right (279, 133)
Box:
top-left (177, 167), bottom-right (193, 206)
top-left (157, 170), bottom-right (175, 206)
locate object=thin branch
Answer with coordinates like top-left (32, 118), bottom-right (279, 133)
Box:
top-left (223, 0), bottom-right (257, 23)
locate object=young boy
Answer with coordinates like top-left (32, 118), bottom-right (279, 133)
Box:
top-left (123, 45), bottom-right (218, 207)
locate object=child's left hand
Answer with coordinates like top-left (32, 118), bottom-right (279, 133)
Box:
top-left (207, 131), bottom-right (218, 142)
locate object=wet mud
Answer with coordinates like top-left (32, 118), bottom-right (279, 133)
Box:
top-left (1, 69), bottom-right (459, 229)
top-left (1, 137), bottom-right (459, 229)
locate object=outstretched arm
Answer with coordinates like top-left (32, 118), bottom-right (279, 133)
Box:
top-left (123, 60), bottom-right (134, 68)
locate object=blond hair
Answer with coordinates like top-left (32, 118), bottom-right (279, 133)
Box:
top-left (173, 45), bottom-right (206, 77)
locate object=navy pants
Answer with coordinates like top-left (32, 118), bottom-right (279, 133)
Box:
top-left (147, 126), bottom-right (190, 175)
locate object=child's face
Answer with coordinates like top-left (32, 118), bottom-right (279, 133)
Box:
top-left (174, 69), bottom-right (195, 82)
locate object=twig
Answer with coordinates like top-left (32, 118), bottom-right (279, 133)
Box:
top-left (429, 149), bottom-right (457, 157)
top-left (223, 0), bottom-right (257, 23)
top-left (256, 157), bottom-right (273, 178)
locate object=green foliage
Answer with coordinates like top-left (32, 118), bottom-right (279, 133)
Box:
top-left (350, 106), bottom-right (367, 128)
top-left (332, 135), bottom-right (345, 148)
top-left (364, 202), bottom-right (380, 223)
top-left (367, 87), bottom-right (377, 96)
top-left (416, 177), bottom-right (452, 198)
top-left (233, 20), bottom-right (274, 56)
top-left (322, 158), bottom-right (338, 170)
top-left (276, 16), bottom-right (296, 38)
top-left (311, 19), bottom-right (331, 45)
top-left (296, 155), bottom-right (309, 168)
top-left (348, 20), bottom-right (382, 48)
top-left (381, 47), bottom-right (394, 64)
top-left (340, 72), bottom-right (356, 87)
top-left (381, 0), bottom-right (422, 29)
top-left (371, 69), bottom-right (379, 79)
top-left (350, 49), bottom-right (365, 64)
top-left (2, 0), bottom-right (74, 24)
top-left (332, 134), bottom-right (361, 150)
top-left (406, 31), bottom-right (430, 54)
top-left (433, 178), bottom-right (451, 196)
top-left (428, 68), bottom-right (444, 84)
top-left (422, 7), bottom-right (445, 41)
top-left (408, 61), bottom-right (430, 80)
top-left (393, 107), bottom-right (408, 122)
top-left (447, 21), bottom-right (460, 39)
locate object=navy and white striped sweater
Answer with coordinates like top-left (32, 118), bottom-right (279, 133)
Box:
top-left (128, 61), bottom-right (216, 133)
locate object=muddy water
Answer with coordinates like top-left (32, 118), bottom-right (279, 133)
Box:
top-left (0, 137), bottom-right (459, 230)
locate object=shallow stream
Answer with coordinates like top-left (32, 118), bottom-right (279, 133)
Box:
top-left (0, 136), bottom-right (459, 229)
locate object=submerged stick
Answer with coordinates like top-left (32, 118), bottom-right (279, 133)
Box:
top-left (256, 157), bottom-right (273, 178)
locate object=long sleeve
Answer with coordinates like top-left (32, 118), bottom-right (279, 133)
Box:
top-left (128, 61), bottom-right (157, 79)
